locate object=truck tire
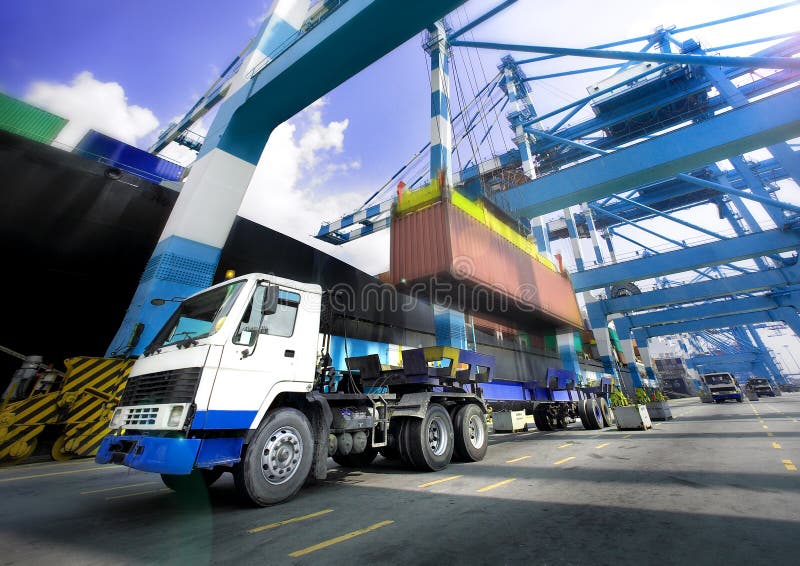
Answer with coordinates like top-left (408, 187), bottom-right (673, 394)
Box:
top-left (736, 396), bottom-right (743, 403)
top-left (161, 469), bottom-right (221, 492)
top-left (583, 399), bottom-right (603, 430)
top-left (598, 397), bottom-right (613, 427)
top-left (380, 419), bottom-right (403, 461)
top-left (577, 399), bottom-right (589, 429)
top-left (405, 404), bottom-right (454, 472)
top-left (333, 447), bottom-right (378, 468)
top-left (453, 404), bottom-right (488, 462)
top-left (234, 407), bottom-right (313, 506)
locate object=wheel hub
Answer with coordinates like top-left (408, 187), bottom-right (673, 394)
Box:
top-left (467, 414), bottom-right (484, 448)
top-left (261, 427), bottom-right (303, 485)
top-left (428, 416), bottom-right (448, 456)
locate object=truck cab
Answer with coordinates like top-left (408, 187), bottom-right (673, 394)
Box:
top-left (746, 378), bottom-right (776, 397)
top-left (701, 372), bottom-right (743, 403)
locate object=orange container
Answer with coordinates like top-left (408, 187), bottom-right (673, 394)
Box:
top-left (390, 200), bottom-right (583, 330)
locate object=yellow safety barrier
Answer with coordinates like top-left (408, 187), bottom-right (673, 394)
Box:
top-left (0, 357), bottom-right (134, 464)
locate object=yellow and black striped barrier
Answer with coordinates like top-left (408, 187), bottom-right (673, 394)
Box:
top-left (0, 357), bottom-right (134, 464)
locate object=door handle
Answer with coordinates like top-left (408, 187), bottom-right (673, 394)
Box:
top-left (284, 350), bottom-right (295, 358)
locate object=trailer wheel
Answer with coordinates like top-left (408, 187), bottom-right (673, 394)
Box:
top-left (453, 404), bottom-right (488, 462)
top-left (533, 404), bottom-right (552, 431)
top-left (333, 447), bottom-right (378, 468)
top-left (598, 397), bottom-right (614, 427)
top-left (577, 399), bottom-right (589, 428)
top-left (583, 399), bottom-right (603, 430)
top-left (380, 419), bottom-right (403, 461)
top-left (405, 404), bottom-right (454, 471)
top-left (234, 407), bottom-right (313, 506)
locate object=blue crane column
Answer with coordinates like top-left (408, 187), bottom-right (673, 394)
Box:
top-left (106, 0), bottom-right (311, 356)
top-left (427, 20), bottom-right (467, 349)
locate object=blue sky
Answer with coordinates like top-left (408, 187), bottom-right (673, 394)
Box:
top-left (3, 1), bottom-right (799, 369)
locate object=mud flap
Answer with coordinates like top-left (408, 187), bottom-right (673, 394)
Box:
top-left (306, 393), bottom-right (332, 482)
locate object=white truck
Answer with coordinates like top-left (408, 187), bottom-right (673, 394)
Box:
top-left (96, 274), bottom-right (492, 505)
top-left (701, 372), bottom-right (743, 403)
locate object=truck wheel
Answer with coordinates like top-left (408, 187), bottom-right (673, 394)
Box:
top-left (736, 397), bottom-right (743, 403)
top-left (405, 404), bottom-right (454, 471)
top-left (598, 397), bottom-right (613, 427)
top-left (161, 470), bottom-right (215, 492)
top-left (453, 404), bottom-right (488, 462)
top-left (234, 407), bottom-right (313, 506)
top-left (333, 447), bottom-right (378, 468)
top-left (583, 399), bottom-right (603, 430)
top-left (577, 399), bottom-right (589, 429)
top-left (380, 420), bottom-right (403, 461)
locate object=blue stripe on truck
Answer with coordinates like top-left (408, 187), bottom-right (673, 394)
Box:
top-left (192, 410), bottom-right (258, 430)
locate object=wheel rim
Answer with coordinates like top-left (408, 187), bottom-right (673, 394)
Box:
top-left (428, 416), bottom-right (448, 456)
top-left (467, 414), bottom-right (484, 448)
top-left (260, 426), bottom-right (303, 485)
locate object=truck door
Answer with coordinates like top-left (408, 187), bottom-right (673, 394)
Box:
top-left (203, 284), bottom-right (306, 429)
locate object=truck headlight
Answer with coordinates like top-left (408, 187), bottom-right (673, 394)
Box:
top-left (168, 405), bottom-right (184, 427)
top-left (109, 408), bottom-right (124, 430)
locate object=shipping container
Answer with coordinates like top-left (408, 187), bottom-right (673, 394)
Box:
top-left (74, 130), bottom-right (184, 183)
top-left (390, 193), bottom-right (583, 330)
top-left (0, 92), bottom-right (67, 144)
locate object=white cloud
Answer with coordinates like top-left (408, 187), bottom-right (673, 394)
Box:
top-left (24, 71), bottom-right (159, 148)
top-left (238, 100), bottom-right (389, 275)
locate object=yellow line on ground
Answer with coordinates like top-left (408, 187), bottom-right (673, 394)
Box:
top-left (106, 488), bottom-right (171, 501)
top-left (782, 459), bottom-right (797, 472)
top-left (477, 478), bottom-right (516, 493)
top-left (596, 443), bottom-right (609, 449)
top-left (558, 443), bottom-right (573, 449)
top-left (506, 455), bottom-right (532, 464)
top-left (772, 442), bottom-right (782, 450)
top-left (249, 509), bottom-right (334, 534)
top-left (418, 475), bottom-right (463, 488)
top-left (0, 458), bottom-right (93, 473)
top-left (767, 432), bottom-right (775, 437)
top-left (623, 434), bottom-right (632, 439)
top-left (288, 520), bottom-right (394, 557)
top-left (81, 481), bottom-right (158, 495)
top-left (553, 456), bottom-right (576, 466)
top-left (762, 425), bottom-right (769, 430)
top-left (0, 466), bottom-right (116, 483)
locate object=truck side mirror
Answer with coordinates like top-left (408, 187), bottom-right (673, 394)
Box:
top-left (262, 285), bottom-right (278, 316)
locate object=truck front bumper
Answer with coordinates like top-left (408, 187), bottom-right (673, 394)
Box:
top-left (95, 434), bottom-right (201, 475)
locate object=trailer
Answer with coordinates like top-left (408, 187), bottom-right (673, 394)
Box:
top-left (96, 273), bottom-right (611, 506)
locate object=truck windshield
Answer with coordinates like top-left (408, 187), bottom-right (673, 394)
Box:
top-left (704, 374), bottom-right (733, 385)
top-left (147, 281), bottom-right (245, 351)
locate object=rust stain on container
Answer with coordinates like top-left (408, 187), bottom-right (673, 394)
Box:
top-left (390, 200), bottom-right (582, 329)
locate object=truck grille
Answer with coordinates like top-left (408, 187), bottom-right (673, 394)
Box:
top-left (713, 386), bottom-right (736, 393)
top-left (120, 367), bottom-right (202, 406)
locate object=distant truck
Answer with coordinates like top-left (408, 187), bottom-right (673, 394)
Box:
top-left (701, 373), bottom-right (743, 403)
top-left (96, 273), bottom-right (611, 505)
top-left (746, 378), bottom-right (776, 397)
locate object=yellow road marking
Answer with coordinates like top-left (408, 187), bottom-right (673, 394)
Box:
top-left (81, 481), bottom-right (158, 495)
top-left (477, 478), bottom-right (516, 493)
top-left (772, 442), bottom-right (782, 450)
top-left (0, 458), bottom-right (92, 473)
top-left (558, 443), bottom-right (573, 449)
top-left (506, 455), bottom-right (532, 464)
top-left (288, 520), bottom-right (394, 557)
top-left (596, 443), bottom-right (609, 449)
top-left (623, 434), bottom-right (632, 439)
top-left (553, 456), bottom-right (576, 466)
top-left (767, 432), bottom-right (775, 437)
top-left (783, 460), bottom-right (797, 472)
top-left (418, 475), bottom-right (462, 488)
top-left (249, 509), bottom-right (334, 534)
top-left (106, 488), bottom-right (171, 501)
top-left (0, 466), bottom-right (116, 483)
top-left (762, 425), bottom-right (769, 430)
